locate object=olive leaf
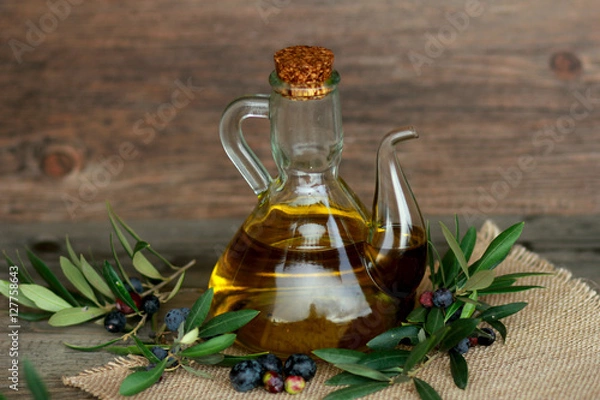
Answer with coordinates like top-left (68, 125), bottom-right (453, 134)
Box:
top-left (413, 377), bottom-right (442, 400)
top-left (181, 364), bottom-right (213, 379)
top-left (480, 302), bottom-right (527, 323)
top-left (183, 288), bottom-right (214, 333)
top-left (119, 358), bottom-right (168, 396)
top-left (27, 250), bottom-right (80, 307)
top-left (48, 306), bottom-right (106, 327)
top-left (165, 272), bottom-right (186, 302)
top-left (65, 235), bottom-right (81, 269)
top-left (190, 353), bottom-right (225, 365)
top-left (132, 335), bottom-right (161, 364)
top-left (313, 348), bottom-right (365, 365)
top-left (366, 325), bottom-right (421, 350)
top-left (468, 222), bottom-right (524, 276)
top-left (132, 252), bottom-right (164, 280)
top-left (179, 334), bottom-right (236, 358)
top-left (23, 359), bottom-right (50, 400)
top-left (325, 372), bottom-right (380, 386)
top-left (333, 363), bottom-right (391, 382)
top-left (425, 307), bottom-right (444, 335)
top-left (63, 338), bottom-right (121, 352)
top-left (449, 350), bottom-right (468, 389)
top-left (323, 382), bottom-right (391, 400)
top-left (107, 204), bottom-right (134, 257)
top-left (438, 318), bottom-right (480, 353)
top-left (80, 255), bottom-right (114, 300)
top-left (4, 251), bottom-right (34, 284)
top-left (403, 326), bottom-right (451, 373)
top-left (109, 233), bottom-right (131, 284)
top-left (357, 350), bottom-right (410, 370)
top-left (179, 327), bottom-right (199, 345)
top-left (18, 311), bottom-right (54, 321)
top-left (478, 285), bottom-right (544, 295)
top-left (406, 306), bottom-right (428, 323)
top-left (0, 280), bottom-right (37, 308)
top-left (440, 222), bottom-right (469, 279)
top-left (462, 270), bottom-right (495, 292)
top-left (460, 290), bottom-right (478, 319)
top-left (19, 284), bottom-right (73, 312)
top-left (198, 309), bottom-right (259, 338)
top-left (60, 256), bottom-right (100, 306)
top-left (102, 261), bottom-right (139, 313)
top-left (487, 320), bottom-right (508, 342)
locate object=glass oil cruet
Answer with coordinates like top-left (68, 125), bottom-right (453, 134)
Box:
top-left (208, 45), bottom-right (427, 356)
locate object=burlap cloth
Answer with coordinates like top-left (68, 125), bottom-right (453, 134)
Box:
top-left (63, 221), bottom-right (600, 399)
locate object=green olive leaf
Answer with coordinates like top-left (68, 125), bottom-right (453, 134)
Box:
top-left (64, 338), bottom-right (121, 352)
top-left (460, 290), bottom-right (478, 319)
top-left (181, 364), bottom-right (213, 379)
top-left (357, 349), bottom-right (410, 370)
top-left (313, 348), bottom-right (366, 365)
top-left (323, 382), bottom-right (391, 400)
top-left (366, 325), bottom-right (421, 350)
top-left (413, 377), bottom-right (442, 400)
top-left (403, 326), bottom-right (451, 373)
top-left (165, 271), bottom-right (186, 302)
top-left (119, 358), bottom-right (168, 396)
top-left (406, 306), bottom-right (428, 323)
top-left (27, 250), bottom-right (80, 307)
top-left (478, 285), bottom-right (544, 295)
top-left (462, 270), bottom-right (495, 292)
top-left (80, 255), bottom-right (114, 301)
top-left (18, 311), bottom-right (54, 321)
top-left (132, 252), bottom-right (164, 280)
top-left (333, 363), bottom-right (392, 382)
top-left (107, 203), bottom-right (134, 257)
top-left (179, 327), bottom-right (199, 345)
top-left (4, 251), bottom-right (34, 284)
top-left (198, 309), bottom-right (259, 338)
top-left (19, 284), bottom-right (73, 312)
top-left (487, 320), bottom-right (508, 342)
top-left (438, 318), bottom-right (480, 353)
top-left (468, 222), bottom-right (524, 275)
top-left (480, 302), bottom-right (527, 323)
top-left (24, 359), bottom-right (50, 400)
top-left (132, 335), bottom-right (161, 364)
top-left (102, 261), bottom-right (139, 313)
top-left (190, 353), bottom-right (225, 365)
top-left (325, 372), bottom-right (379, 386)
top-left (48, 306), bottom-right (106, 327)
top-left (449, 350), bottom-right (468, 389)
top-left (180, 333), bottom-right (236, 358)
top-left (0, 279), bottom-right (37, 308)
top-left (183, 288), bottom-right (214, 333)
top-left (425, 307), bottom-right (444, 335)
top-left (60, 256), bottom-right (99, 305)
top-left (440, 222), bottom-right (469, 279)
top-left (65, 235), bottom-right (81, 269)
top-left (133, 241), bottom-right (150, 255)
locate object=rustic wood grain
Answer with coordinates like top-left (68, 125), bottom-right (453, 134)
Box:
top-left (1, 0), bottom-right (599, 222)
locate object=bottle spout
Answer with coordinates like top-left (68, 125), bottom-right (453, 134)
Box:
top-left (371, 126), bottom-right (423, 241)
top-left (366, 127), bottom-right (427, 303)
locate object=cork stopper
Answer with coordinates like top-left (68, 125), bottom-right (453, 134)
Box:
top-left (272, 45), bottom-right (336, 98)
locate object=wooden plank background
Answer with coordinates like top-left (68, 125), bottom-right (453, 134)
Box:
top-left (1, 0), bottom-right (599, 223)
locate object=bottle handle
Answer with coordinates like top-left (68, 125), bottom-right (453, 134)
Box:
top-left (219, 95), bottom-right (272, 195)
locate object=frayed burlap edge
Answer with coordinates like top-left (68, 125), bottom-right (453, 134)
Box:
top-left (63, 220), bottom-right (600, 400)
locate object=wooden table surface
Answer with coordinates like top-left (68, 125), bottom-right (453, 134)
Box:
top-left (0, 215), bottom-right (598, 399)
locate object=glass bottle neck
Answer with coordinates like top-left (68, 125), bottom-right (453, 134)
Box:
top-left (269, 71), bottom-right (343, 178)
